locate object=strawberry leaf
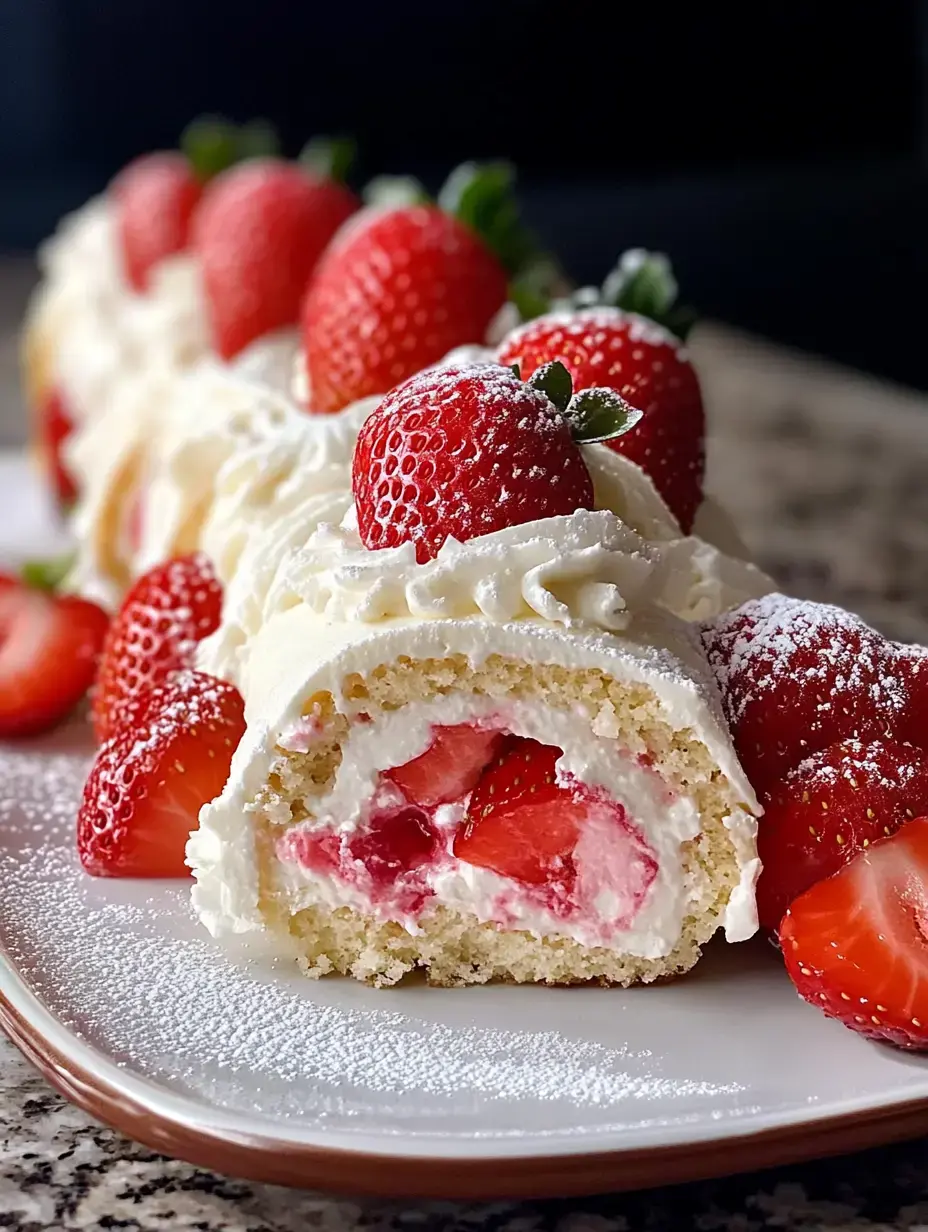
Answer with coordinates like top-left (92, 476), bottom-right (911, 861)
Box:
top-left (528, 360), bottom-right (572, 412)
top-left (438, 161), bottom-right (538, 276)
top-left (236, 118), bottom-right (282, 161)
top-left (181, 115), bottom-right (281, 181)
top-left (299, 135), bottom-right (357, 183)
top-left (565, 388), bottom-right (643, 444)
top-left (601, 248), bottom-right (696, 341)
top-left (508, 253), bottom-right (567, 322)
top-left (362, 174), bottom-right (429, 209)
top-left (21, 552), bottom-right (75, 593)
top-left (180, 115), bottom-right (240, 182)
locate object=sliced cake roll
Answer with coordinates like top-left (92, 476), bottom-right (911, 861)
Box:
top-left (190, 360), bottom-right (761, 987)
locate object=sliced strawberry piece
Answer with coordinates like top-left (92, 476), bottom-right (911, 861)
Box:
top-left (38, 385), bottom-right (78, 510)
top-left (92, 553), bottom-right (222, 744)
top-left (454, 738), bottom-right (582, 885)
top-left (701, 593), bottom-right (910, 797)
top-left (78, 670), bottom-right (245, 878)
top-left (386, 724), bottom-right (505, 808)
top-left (780, 816), bottom-right (928, 1050)
top-left (756, 739), bottom-right (928, 931)
top-left (0, 579), bottom-right (108, 737)
top-left (113, 152), bottom-right (203, 293)
top-left (349, 807), bottom-right (440, 886)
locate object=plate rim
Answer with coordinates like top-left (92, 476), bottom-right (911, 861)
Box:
top-left (5, 967), bottom-right (928, 1200)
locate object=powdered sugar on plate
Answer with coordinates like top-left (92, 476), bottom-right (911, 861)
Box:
top-left (5, 725), bottom-right (928, 1156)
top-left (0, 727), bottom-right (758, 1141)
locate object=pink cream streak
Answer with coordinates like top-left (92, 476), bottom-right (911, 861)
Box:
top-left (275, 737), bottom-right (661, 940)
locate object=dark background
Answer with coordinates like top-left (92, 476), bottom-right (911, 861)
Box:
top-left (0, 0), bottom-right (924, 386)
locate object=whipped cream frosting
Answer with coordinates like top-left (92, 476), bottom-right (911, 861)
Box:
top-left (198, 440), bottom-right (773, 688)
top-left (32, 197), bottom-right (208, 426)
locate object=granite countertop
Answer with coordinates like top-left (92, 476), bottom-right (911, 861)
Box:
top-left (5, 260), bottom-right (928, 1229)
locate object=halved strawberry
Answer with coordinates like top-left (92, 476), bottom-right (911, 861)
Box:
top-left (386, 724), bottom-right (505, 808)
top-left (756, 739), bottom-right (928, 931)
top-left (454, 737), bottom-right (581, 885)
top-left (78, 670), bottom-right (245, 878)
top-left (38, 385), bottom-right (78, 511)
top-left (780, 816), bottom-right (928, 1050)
top-left (0, 577), bottom-right (108, 737)
top-left (92, 554), bottom-right (222, 744)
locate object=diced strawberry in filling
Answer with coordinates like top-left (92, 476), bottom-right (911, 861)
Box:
top-left (282, 726), bottom-right (659, 931)
top-left (454, 736), bottom-right (658, 926)
top-left (288, 831), bottom-right (341, 875)
top-left (39, 386), bottom-right (78, 509)
top-left (454, 739), bottom-right (580, 887)
top-left (386, 723), bottom-right (505, 808)
top-left (348, 806), bottom-right (439, 888)
top-left (125, 489), bottom-right (145, 554)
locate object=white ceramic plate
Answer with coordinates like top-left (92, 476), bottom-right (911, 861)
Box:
top-left (2, 452), bottom-right (928, 1199)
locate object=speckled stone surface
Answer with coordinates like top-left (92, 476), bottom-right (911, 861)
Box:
top-left (4, 304), bottom-right (928, 1229)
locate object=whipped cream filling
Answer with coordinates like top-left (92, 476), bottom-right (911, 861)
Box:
top-left (272, 693), bottom-right (714, 957)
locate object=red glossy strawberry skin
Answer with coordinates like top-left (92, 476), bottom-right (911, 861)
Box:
top-left (497, 308), bottom-right (705, 531)
top-left (92, 554), bottom-right (223, 744)
top-left (756, 738), bottom-right (928, 930)
top-left (113, 153), bottom-right (203, 293)
top-left (38, 385), bottom-right (78, 509)
top-left (352, 363), bottom-right (594, 562)
top-left (701, 593), bottom-right (915, 797)
top-left (780, 817), bottom-right (928, 1050)
top-left (195, 159), bottom-right (358, 360)
top-left (78, 670), bottom-right (245, 878)
top-left (302, 204), bottom-right (508, 413)
top-left (454, 737), bottom-right (582, 886)
top-left (386, 724), bottom-right (505, 808)
top-left (0, 581), bottom-right (109, 737)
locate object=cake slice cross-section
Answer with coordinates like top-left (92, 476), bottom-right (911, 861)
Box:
top-left (190, 518), bottom-right (760, 988)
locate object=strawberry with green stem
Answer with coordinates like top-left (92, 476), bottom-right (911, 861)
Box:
top-left (301, 161), bottom-right (560, 413)
top-left (352, 359), bottom-right (640, 562)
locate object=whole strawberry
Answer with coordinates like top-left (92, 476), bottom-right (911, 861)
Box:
top-left (352, 360), bottom-right (639, 562)
top-left (195, 158), bottom-right (359, 359)
top-left (701, 594), bottom-right (920, 797)
top-left (303, 204), bottom-right (508, 413)
top-left (92, 553), bottom-right (223, 744)
top-left (497, 307), bottom-right (705, 531)
top-left (113, 152), bottom-right (203, 293)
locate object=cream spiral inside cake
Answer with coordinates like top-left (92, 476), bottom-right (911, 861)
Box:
top-left (190, 503), bottom-right (761, 988)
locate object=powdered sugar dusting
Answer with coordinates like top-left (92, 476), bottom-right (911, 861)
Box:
top-left (790, 737), bottom-right (926, 792)
top-left (701, 592), bottom-right (912, 723)
top-left (0, 731), bottom-right (756, 1141)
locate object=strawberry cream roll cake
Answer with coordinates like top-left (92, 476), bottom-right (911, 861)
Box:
top-left (189, 361), bottom-right (761, 987)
